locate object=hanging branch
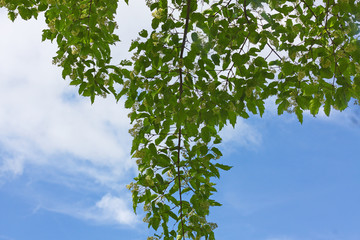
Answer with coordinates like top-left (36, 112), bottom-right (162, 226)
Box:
top-left (177, 0), bottom-right (192, 239)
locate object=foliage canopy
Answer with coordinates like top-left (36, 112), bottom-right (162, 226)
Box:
top-left (1, 0), bottom-right (360, 239)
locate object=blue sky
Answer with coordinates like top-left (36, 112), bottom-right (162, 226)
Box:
top-left (1, 2), bottom-right (360, 240)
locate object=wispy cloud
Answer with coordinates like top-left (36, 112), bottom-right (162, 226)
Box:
top-left (38, 193), bottom-right (139, 226)
top-left (220, 118), bottom-right (262, 153)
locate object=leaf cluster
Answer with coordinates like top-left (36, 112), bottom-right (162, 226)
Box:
top-left (2, 0), bottom-right (360, 239)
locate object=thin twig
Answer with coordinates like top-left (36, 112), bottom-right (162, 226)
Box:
top-left (266, 42), bottom-right (282, 60)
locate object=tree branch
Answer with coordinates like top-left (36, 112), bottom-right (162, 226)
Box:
top-left (177, 0), bottom-right (192, 239)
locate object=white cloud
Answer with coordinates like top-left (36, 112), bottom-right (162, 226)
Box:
top-left (0, 156), bottom-right (24, 176)
top-left (35, 193), bottom-right (139, 226)
top-left (220, 118), bottom-right (262, 152)
top-left (93, 193), bottom-right (138, 225)
top-left (0, 8), bottom-right (140, 225)
top-left (0, 7), bottom-right (137, 179)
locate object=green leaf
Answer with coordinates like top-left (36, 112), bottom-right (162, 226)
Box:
top-left (191, 32), bottom-right (199, 42)
top-left (168, 210), bottom-right (178, 221)
top-left (149, 143), bottom-right (157, 155)
top-left (320, 68), bottom-right (333, 79)
top-left (232, 53), bottom-right (249, 67)
top-left (282, 62), bottom-right (294, 76)
top-left (215, 163), bottom-right (233, 171)
top-left (295, 106), bottom-right (303, 124)
top-left (211, 147), bottom-right (222, 158)
top-left (200, 126), bottom-right (211, 143)
top-left (18, 6), bottom-right (32, 20)
top-left (209, 164), bottom-right (220, 178)
top-left (324, 100), bottom-right (331, 116)
top-left (211, 54), bottom-right (220, 66)
top-left (139, 29), bottom-right (148, 38)
top-left (152, 18), bottom-right (160, 29)
top-left (152, 216), bottom-right (161, 230)
top-left (254, 57), bottom-right (267, 67)
top-left (124, 98), bottom-right (134, 109)
top-left (247, 100), bottom-right (257, 114)
top-left (249, 31), bottom-right (260, 44)
top-left (228, 111), bottom-right (237, 127)
top-left (309, 98), bottom-right (321, 116)
top-left (277, 99), bottom-right (289, 115)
